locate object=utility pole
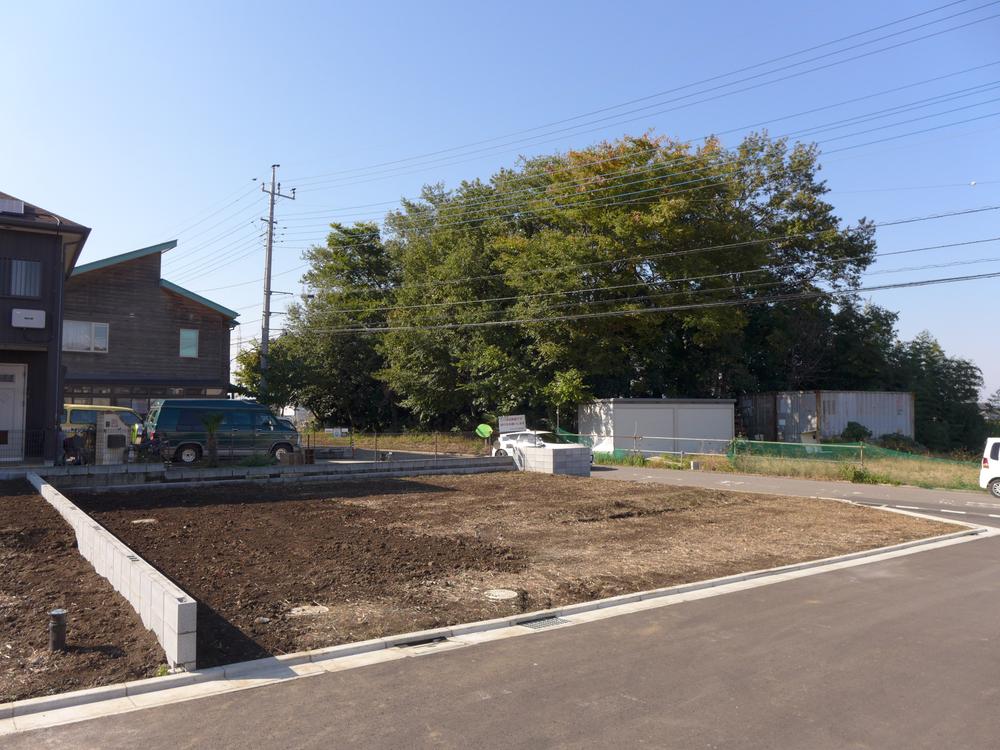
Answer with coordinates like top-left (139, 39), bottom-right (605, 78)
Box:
top-left (259, 164), bottom-right (295, 398)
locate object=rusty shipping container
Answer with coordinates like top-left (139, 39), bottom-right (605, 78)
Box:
top-left (739, 391), bottom-right (915, 442)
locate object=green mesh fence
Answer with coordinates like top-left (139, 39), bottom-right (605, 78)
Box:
top-left (728, 439), bottom-right (863, 462)
top-left (728, 438), bottom-right (974, 467)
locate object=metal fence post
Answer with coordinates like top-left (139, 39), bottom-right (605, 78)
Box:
top-left (374, 429), bottom-right (378, 461)
top-left (860, 442), bottom-right (865, 469)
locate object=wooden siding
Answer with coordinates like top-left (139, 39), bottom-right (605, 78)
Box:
top-left (0, 228), bottom-right (58, 347)
top-left (62, 253), bottom-right (232, 389)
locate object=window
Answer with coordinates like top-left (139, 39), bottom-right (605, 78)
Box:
top-left (63, 321), bottom-right (109, 353)
top-left (255, 413), bottom-right (278, 430)
top-left (10, 260), bottom-right (41, 297)
top-left (0, 259), bottom-right (42, 297)
top-left (70, 409), bottom-right (98, 425)
top-left (991, 443), bottom-right (1000, 461)
top-left (179, 328), bottom-right (199, 358)
top-left (222, 411), bottom-right (252, 430)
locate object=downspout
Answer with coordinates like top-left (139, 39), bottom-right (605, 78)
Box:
top-left (51, 220), bottom-right (64, 464)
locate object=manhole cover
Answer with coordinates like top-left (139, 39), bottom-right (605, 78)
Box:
top-left (288, 604), bottom-right (329, 617)
top-left (484, 588), bottom-right (519, 601)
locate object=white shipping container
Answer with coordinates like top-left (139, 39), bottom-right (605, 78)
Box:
top-left (578, 398), bottom-right (735, 455)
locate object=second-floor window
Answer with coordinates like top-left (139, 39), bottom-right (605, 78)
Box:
top-left (63, 321), bottom-right (109, 353)
top-left (0, 258), bottom-right (42, 297)
top-left (179, 328), bottom-right (199, 358)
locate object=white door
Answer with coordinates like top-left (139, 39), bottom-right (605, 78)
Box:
top-left (0, 364), bottom-right (27, 461)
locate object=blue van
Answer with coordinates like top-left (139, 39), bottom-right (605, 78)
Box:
top-left (146, 399), bottom-right (298, 464)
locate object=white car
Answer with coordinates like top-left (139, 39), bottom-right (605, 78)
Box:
top-left (981, 438), bottom-right (1000, 497)
top-left (493, 430), bottom-right (592, 461)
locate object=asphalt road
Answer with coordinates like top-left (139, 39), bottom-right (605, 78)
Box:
top-left (11, 532), bottom-right (1000, 749)
top-left (593, 465), bottom-right (1000, 527)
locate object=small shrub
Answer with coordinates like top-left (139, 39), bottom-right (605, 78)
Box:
top-left (876, 433), bottom-right (927, 454)
top-left (843, 466), bottom-right (897, 485)
top-left (840, 421), bottom-right (873, 443)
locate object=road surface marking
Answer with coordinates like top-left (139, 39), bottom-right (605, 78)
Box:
top-left (989, 514), bottom-right (1000, 519)
top-left (940, 509), bottom-right (967, 514)
top-left (895, 505), bottom-right (921, 510)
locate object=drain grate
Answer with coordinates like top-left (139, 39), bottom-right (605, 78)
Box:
top-left (517, 616), bottom-right (569, 630)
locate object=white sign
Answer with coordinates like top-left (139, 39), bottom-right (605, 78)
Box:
top-left (498, 414), bottom-right (526, 433)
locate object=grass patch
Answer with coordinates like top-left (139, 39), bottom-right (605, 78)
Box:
top-left (594, 452), bottom-right (648, 467)
top-left (635, 451), bottom-right (978, 491)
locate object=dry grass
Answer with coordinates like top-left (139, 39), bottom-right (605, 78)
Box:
top-left (303, 431), bottom-right (488, 456)
top-left (638, 452), bottom-right (980, 491)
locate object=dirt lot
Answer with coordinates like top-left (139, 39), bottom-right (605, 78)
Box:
top-left (68, 473), bottom-right (955, 669)
top-left (0, 481), bottom-right (164, 703)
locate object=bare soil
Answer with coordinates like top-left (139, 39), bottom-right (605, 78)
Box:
top-left (68, 473), bottom-right (954, 669)
top-left (0, 481), bottom-right (164, 703)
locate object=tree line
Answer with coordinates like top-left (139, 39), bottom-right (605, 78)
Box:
top-left (236, 132), bottom-right (987, 452)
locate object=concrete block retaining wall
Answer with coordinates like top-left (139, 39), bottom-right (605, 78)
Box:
top-left (518, 446), bottom-right (591, 477)
top-left (38, 456), bottom-right (515, 491)
top-left (25, 473), bottom-right (197, 670)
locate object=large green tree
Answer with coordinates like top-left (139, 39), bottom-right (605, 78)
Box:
top-left (377, 132), bottom-right (875, 424)
top-left (236, 131), bottom-right (987, 450)
top-left (234, 222), bottom-right (402, 429)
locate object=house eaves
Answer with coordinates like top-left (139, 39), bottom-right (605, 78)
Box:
top-left (160, 279), bottom-right (240, 322)
top-left (71, 240), bottom-right (178, 276)
top-left (0, 190), bottom-right (91, 276)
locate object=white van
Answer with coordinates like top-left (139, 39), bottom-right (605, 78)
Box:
top-left (980, 438), bottom-right (1000, 497)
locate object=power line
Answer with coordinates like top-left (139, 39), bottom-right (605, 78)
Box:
top-left (291, 270), bottom-right (1000, 334)
top-left (286, 0), bottom-right (995, 186)
top-left (276, 86), bottom-right (1000, 235)
top-left (290, 9), bottom-right (1000, 193)
top-left (278, 67), bottom-right (1000, 223)
top-left (273, 105), bottom-right (1000, 250)
top-left (189, 200), bottom-right (1000, 296)
top-left (292, 236), bottom-right (1000, 316)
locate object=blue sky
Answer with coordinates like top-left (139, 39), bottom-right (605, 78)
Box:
top-left (2, 1), bottom-right (999, 392)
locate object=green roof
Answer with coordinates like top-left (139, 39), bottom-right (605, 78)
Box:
top-left (160, 279), bottom-right (239, 320)
top-left (71, 240), bottom-right (178, 276)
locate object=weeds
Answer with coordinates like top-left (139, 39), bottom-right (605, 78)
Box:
top-left (593, 452), bottom-right (648, 467)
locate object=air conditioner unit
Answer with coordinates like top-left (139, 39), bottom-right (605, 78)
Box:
top-left (11, 309), bottom-right (45, 329)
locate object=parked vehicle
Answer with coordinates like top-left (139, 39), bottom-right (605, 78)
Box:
top-left (146, 399), bottom-right (298, 464)
top-left (493, 430), bottom-right (592, 462)
top-left (61, 404), bottom-right (144, 443)
top-left (980, 438), bottom-right (1000, 497)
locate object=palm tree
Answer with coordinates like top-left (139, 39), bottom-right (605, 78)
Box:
top-left (201, 412), bottom-right (224, 467)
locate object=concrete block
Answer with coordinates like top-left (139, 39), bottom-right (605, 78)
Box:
top-left (139, 575), bottom-right (153, 628)
top-left (163, 625), bottom-right (197, 667)
top-left (149, 580), bottom-right (165, 642)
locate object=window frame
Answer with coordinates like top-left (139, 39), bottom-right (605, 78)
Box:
top-left (63, 320), bottom-right (110, 354)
